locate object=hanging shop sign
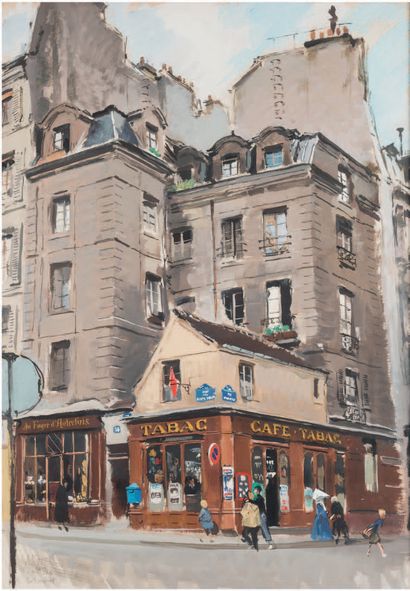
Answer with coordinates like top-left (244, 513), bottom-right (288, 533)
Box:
top-left (221, 385), bottom-right (237, 403)
top-left (279, 484), bottom-right (290, 513)
top-left (251, 446), bottom-right (264, 486)
top-left (236, 472), bottom-right (251, 500)
top-left (195, 384), bottom-right (216, 403)
top-left (222, 466), bottom-right (234, 501)
top-left (208, 443), bottom-right (221, 466)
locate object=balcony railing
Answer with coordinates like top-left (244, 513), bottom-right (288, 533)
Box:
top-left (337, 246), bottom-right (357, 270)
top-left (340, 333), bottom-right (359, 354)
top-left (343, 405), bottom-right (366, 424)
top-left (259, 235), bottom-right (291, 257)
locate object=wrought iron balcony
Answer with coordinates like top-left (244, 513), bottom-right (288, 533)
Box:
top-left (259, 235), bottom-right (291, 256)
top-left (343, 406), bottom-right (366, 423)
top-left (337, 246), bottom-right (357, 270)
top-left (340, 333), bottom-right (359, 354)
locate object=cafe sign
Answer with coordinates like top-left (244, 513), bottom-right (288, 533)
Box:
top-left (250, 420), bottom-right (342, 445)
top-left (140, 418), bottom-right (208, 437)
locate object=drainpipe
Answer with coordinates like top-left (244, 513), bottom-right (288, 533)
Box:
top-left (210, 200), bottom-right (218, 321)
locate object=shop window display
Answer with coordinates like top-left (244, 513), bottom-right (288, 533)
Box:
top-left (303, 452), bottom-right (314, 512)
top-left (335, 452), bottom-right (346, 508)
top-left (23, 431), bottom-right (89, 504)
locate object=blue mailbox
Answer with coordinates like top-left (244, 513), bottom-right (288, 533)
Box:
top-left (126, 483), bottom-right (142, 505)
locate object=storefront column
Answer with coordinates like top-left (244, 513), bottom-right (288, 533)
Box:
top-left (219, 415), bottom-right (235, 532)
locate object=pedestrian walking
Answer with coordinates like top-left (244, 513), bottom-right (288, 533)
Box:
top-left (55, 478), bottom-right (70, 532)
top-left (240, 491), bottom-right (261, 551)
top-left (330, 496), bottom-right (350, 544)
top-left (362, 508), bottom-right (387, 558)
top-left (198, 500), bottom-right (218, 543)
top-left (311, 489), bottom-right (333, 541)
top-left (251, 485), bottom-right (276, 549)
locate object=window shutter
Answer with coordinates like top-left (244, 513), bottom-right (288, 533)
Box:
top-left (7, 306), bottom-right (16, 350)
top-left (362, 374), bottom-right (370, 408)
top-left (12, 151), bottom-right (24, 202)
top-left (11, 87), bottom-right (23, 129)
top-left (10, 225), bottom-right (22, 285)
top-left (336, 369), bottom-right (346, 405)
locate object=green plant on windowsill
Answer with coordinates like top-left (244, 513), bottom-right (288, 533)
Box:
top-left (264, 324), bottom-right (291, 336)
top-left (149, 146), bottom-right (161, 157)
top-left (169, 178), bottom-right (196, 193)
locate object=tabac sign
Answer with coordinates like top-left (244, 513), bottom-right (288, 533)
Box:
top-left (19, 415), bottom-right (101, 433)
top-left (249, 420), bottom-right (342, 446)
top-left (141, 418), bottom-right (208, 437)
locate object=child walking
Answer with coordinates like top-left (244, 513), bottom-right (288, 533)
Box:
top-left (198, 500), bottom-right (218, 542)
top-left (363, 508), bottom-right (387, 558)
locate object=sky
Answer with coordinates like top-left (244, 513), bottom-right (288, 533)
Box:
top-left (2, 1), bottom-right (408, 149)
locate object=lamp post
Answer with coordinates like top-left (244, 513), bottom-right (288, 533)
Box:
top-left (2, 353), bottom-right (43, 589)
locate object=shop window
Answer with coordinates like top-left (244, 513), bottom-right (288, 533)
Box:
top-left (24, 435), bottom-right (46, 504)
top-left (303, 452), bottom-right (314, 512)
top-left (239, 362), bottom-right (254, 400)
top-left (166, 445), bottom-right (183, 512)
top-left (52, 196), bottom-right (70, 233)
top-left (364, 441), bottom-right (378, 493)
top-left (49, 340), bottom-right (71, 391)
top-left (317, 453), bottom-right (326, 491)
top-left (338, 167), bottom-right (351, 204)
top-left (266, 279), bottom-right (292, 330)
top-left (222, 155), bottom-right (238, 178)
top-left (264, 145), bottom-right (283, 169)
top-left (335, 452), bottom-right (346, 508)
top-left (172, 228), bottom-right (192, 261)
top-left (53, 124), bottom-right (70, 153)
top-left (162, 360), bottom-right (182, 401)
top-left (184, 444), bottom-right (202, 512)
top-left (279, 450), bottom-right (290, 487)
top-left (50, 263), bottom-right (72, 311)
top-left (145, 274), bottom-right (163, 321)
top-left (142, 198), bottom-right (158, 235)
top-left (262, 209), bottom-right (288, 255)
top-left (221, 217), bottom-right (243, 259)
top-left (222, 288), bottom-right (244, 325)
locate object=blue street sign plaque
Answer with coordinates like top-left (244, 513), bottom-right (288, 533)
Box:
top-left (221, 385), bottom-right (237, 403)
top-left (195, 383), bottom-right (216, 402)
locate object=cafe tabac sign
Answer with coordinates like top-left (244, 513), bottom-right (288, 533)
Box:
top-left (250, 420), bottom-right (342, 445)
top-left (19, 415), bottom-right (101, 433)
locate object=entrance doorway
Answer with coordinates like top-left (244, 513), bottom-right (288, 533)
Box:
top-left (109, 458), bottom-right (129, 519)
top-left (265, 448), bottom-right (279, 526)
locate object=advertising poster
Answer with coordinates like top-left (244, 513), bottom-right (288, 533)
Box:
top-left (279, 484), bottom-right (290, 513)
top-left (251, 446), bottom-right (263, 485)
top-left (304, 486), bottom-right (314, 512)
top-left (236, 473), bottom-right (250, 499)
top-left (148, 482), bottom-right (164, 512)
top-left (167, 482), bottom-right (183, 511)
top-left (222, 465), bottom-right (234, 501)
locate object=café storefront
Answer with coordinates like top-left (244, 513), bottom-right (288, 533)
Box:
top-left (127, 408), bottom-right (402, 533)
top-left (15, 413), bottom-right (106, 525)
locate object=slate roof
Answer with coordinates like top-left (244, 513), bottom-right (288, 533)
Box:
top-left (173, 309), bottom-right (325, 373)
top-left (84, 106), bottom-right (139, 148)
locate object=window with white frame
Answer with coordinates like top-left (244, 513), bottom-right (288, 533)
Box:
top-left (266, 280), bottom-right (292, 329)
top-left (53, 125), bottom-right (70, 153)
top-left (52, 196), bottom-right (70, 233)
top-left (2, 232), bottom-right (13, 286)
top-left (222, 288), bottom-right (244, 325)
top-left (172, 229), bottom-right (192, 261)
top-left (263, 209), bottom-right (288, 254)
top-left (264, 145), bottom-right (283, 168)
top-left (339, 289), bottom-right (353, 335)
top-left (239, 363), bottom-right (254, 400)
top-left (344, 368), bottom-right (359, 404)
top-left (49, 340), bottom-right (71, 391)
top-left (146, 126), bottom-right (158, 150)
top-left (364, 441), bottom-right (378, 493)
top-left (2, 228), bottom-right (21, 288)
top-left (143, 199), bottom-right (158, 234)
top-left (146, 274), bottom-right (162, 319)
top-left (2, 157), bottom-right (14, 199)
top-left (221, 217), bottom-right (243, 258)
top-left (336, 216), bottom-right (353, 252)
top-left (338, 168), bottom-right (351, 203)
top-left (222, 156), bottom-right (238, 178)
top-left (50, 263), bottom-right (72, 311)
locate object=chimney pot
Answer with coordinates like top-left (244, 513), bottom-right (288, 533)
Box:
top-left (139, 56), bottom-right (145, 65)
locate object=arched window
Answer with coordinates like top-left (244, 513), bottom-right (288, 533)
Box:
top-left (303, 452), bottom-right (313, 489)
top-left (317, 453), bottom-right (326, 490)
top-left (279, 450), bottom-right (290, 486)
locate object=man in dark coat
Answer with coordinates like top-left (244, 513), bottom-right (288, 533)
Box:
top-left (330, 496), bottom-right (349, 544)
top-left (55, 479), bottom-right (70, 531)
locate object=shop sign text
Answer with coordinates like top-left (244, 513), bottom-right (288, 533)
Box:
top-left (141, 419), bottom-right (207, 437)
top-left (250, 421), bottom-right (342, 445)
top-left (21, 416), bottom-right (93, 433)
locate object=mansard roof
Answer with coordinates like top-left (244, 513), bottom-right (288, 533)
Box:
top-left (84, 106), bottom-right (139, 148)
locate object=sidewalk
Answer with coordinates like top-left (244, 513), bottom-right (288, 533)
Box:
top-left (12, 521), bottom-right (371, 550)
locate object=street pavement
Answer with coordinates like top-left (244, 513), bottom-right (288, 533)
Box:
top-left (2, 523), bottom-right (409, 588)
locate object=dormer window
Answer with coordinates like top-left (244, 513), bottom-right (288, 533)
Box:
top-left (264, 145), bottom-right (283, 168)
top-left (53, 125), bottom-right (70, 153)
top-left (179, 166), bottom-right (192, 181)
top-left (222, 155), bottom-right (238, 178)
top-left (146, 125), bottom-right (158, 150)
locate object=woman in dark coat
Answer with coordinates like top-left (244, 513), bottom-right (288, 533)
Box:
top-left (55, 478), bottom-right (70, 531)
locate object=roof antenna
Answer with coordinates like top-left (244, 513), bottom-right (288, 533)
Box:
top-left (396, 127), bottom-right (404, 156)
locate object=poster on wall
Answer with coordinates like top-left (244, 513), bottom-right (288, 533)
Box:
top-left (167, 482), bottom-right (183, 511)
top-left (304, 486), bottom-right (314, 512)
top-left (195, 383), bottom-right (216, 402)
top-left (279, 484), bottom-right (290, 513)
top-left (222, 465), bottom-right (234, 501)
top-left (236, 473), bottom-right (251, 499)
top-left (251, 446), bottom-right (263, 486)
top-left (149, 482), bottom-right (165, 512)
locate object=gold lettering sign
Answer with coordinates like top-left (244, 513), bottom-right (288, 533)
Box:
top-left (21, 416), bottom-right (91, 432)
top-left (141, 419), bottom-right (208, 437)
top-left (250, 420), bottom-right (341, 445)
